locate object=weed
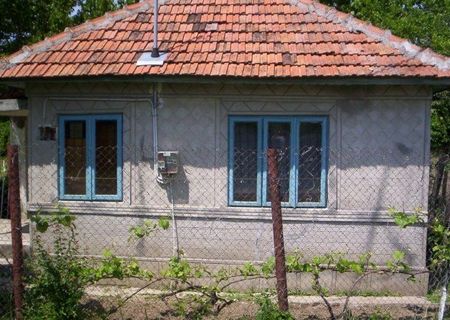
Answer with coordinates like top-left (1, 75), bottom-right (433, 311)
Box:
top-left (255, 294), bottom-right (294, 320)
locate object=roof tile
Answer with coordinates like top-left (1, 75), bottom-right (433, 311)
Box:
top-left (1, 0), bottom-right (448, 80)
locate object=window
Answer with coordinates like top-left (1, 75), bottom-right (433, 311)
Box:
top-left (58, 114), bottom-right (123, 201)
top-left (228, 116), bottom-right (328, 207)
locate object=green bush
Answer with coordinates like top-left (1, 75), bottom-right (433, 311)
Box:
top-left (0, 290), bottom-right (13, 320)
top-left (24, 211), bottom-right (91, 320)
top-left (24, 208), bottom-right (153, 319)
top-left (255, 295), bottom-right (294, 320)
top-left (0, 118), bottom-right (9, 157)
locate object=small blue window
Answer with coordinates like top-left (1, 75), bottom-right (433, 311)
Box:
top-left (228, 116), bottom-right (328, 208)
top-left (58, 114), bottom-right (123, 201)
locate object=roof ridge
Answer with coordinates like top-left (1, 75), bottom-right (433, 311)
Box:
top-left (2, 0), bottom-right (152, 68)
top-left (289, 0), bottom-right (450, 71)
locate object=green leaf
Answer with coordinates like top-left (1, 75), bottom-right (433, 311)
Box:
top-left (261, 256), bottom-right (275, 276)
top-left (103, 249), bottom-right (112, 258)
top-left (240, 262), bottom-right (258, 277)
top-left (388, 208), bottom-right (424, 228)
top-left (392, 250), bottom-right (405, 261)
top-left (349, 263), bottom-right (363, 274)
top-left (59, 214), bottom-right (75, 227)
top-left (158, 217), bottom-right (170, 230)
top-left (35, 219), bottom-right (49, 233)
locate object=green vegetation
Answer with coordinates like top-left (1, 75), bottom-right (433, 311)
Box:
top-left (318, 0), bottom-right (450, 153)
top-left (289, 288), bottom-right (399, 298)
top-left (389, 207), bottom-right (449, 313)
top-left (75, 0), bottom-right (139, 24)
top-left (25, 209), bottom-right (93, 319)
top-left (11, 206), bottom-right (439, 319)
top-left (389, 208), bottom-right (450, 272)
top-left (255, 294), bottom-right (294, 320)
top-left (0, 118), bottom-right (9, 158)
top-left (128, 216), bottom-right (170, 240)
top-left (154, 249), bottom-right (414, 320)
top-left (0, 0), bottom-right (140, 55)
top-left (426, 287), bottom-right (450, 303)
top-left (431, 91), bottom-right (450, 152)
top-left (24, 207), bottom-right (153, 320)
top-left (335, 290), bottom-right (399, 298)
top-left (0, 291), bottom-right (13, 320)
top-left (428, 219), bottom-right (450, 270)
top-left (388, 207), bottom-right (424, 228)
top-left (319, 0), bottom-right (450, 56)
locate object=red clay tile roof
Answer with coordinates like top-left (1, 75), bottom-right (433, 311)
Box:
top-left (0, 0), bottom-right (449, 80)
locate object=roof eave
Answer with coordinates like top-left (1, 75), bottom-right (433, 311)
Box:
top-left (1, 75), bottom-right (449, 87)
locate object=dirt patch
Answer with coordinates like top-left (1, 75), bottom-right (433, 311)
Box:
top-left (83, 294), bottom-right (442, 320)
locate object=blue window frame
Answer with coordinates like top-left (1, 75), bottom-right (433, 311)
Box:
top-left (228, 115), bottom-right (328, 208)
top-left (58, 114), bottom-right (123, 201)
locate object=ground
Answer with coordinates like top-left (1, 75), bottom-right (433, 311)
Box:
top-left (82, 286), bottom-right (446, 320)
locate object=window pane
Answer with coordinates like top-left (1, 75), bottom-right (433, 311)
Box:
top-left (95, 120), bottom-right (118, 195)
top-left (298, 122), bottom-right (322, 203)
top-left (267, 122), bottom-right (291, 202)
top-left (64, 121), bottom-right (86, 195)
top-left (233, 122), bottom-right (258, 202)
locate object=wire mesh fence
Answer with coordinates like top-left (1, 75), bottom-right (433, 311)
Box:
top-left (0, 143), bottom-right (449, 319)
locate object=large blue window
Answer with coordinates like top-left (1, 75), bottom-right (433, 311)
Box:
top-left (228, 116), bottom-right (328, 207)
top-left (58, 114), bottom-right (123, 201)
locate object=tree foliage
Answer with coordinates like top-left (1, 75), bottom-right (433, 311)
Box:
top-left (319, 0), bottom-right (450, 152)
top-left (0, 0), bottom-right (74, 54)
top-left (0, 117), bottom-right (9, 157)
top-left (0, 0), bottom-right (139, 55)
top-left (74, 0), bottom-right (138, 24)
top-left (0, 1), bottom-right (32, 54)
top-left (431, 91), bottom-right (450, 153)
top-left (321, 0), bottom-right (450, 56)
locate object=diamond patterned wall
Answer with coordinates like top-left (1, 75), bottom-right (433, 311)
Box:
top-left (24, 83), bottom-right (431, 289)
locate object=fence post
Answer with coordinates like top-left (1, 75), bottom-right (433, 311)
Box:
top-left (8, 144), bottom-right (24, 320)
top-left (267, 148), bottom-right (289, 312)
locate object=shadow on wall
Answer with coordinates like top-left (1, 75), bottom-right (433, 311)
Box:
top-left (26, 91), bottom-right (430, 273)
top-left (162, 162), bottom-right (189, 205)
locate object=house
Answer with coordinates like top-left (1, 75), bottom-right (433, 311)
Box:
top-left (0, 0), bottom-right (449, 295)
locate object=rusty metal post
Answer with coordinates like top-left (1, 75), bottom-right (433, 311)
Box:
top-left (267, 148), bottom-right (289, 312)
top-left (8, 144), bottom-right (24, 320)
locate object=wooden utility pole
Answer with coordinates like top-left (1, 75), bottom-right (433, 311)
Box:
top-left (8, 144), bottom-right (24, 320)
top-left (267, 148), bottom-right (289, 312)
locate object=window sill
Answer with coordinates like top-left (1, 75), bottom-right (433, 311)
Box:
top-left (58, 196), bottom-right (123, 202)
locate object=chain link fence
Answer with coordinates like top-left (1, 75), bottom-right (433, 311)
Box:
top-left (1, 143), bottom-right (449, 319)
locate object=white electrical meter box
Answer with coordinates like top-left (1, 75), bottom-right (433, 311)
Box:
top-left (157, 151), bottom-right (179, 176)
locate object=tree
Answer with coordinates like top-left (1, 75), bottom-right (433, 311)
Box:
top-left (431, 91), bottom-right (450, 153)
top-left (31, 0), bottom-right (78, 42)
top-left (0, 0), bottom-right (139, 56)
top-left (319, 0), bottom-right (450, 153)
top-left (319, 0), bottom-right (450, 56)
top-left (74, 0), bottom-right (139, 23)
top-left (75, 0), bottom-right (120, 23)
top-left (0, 0), bottom-right (32, 54)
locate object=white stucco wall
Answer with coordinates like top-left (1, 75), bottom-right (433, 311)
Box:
top-left (24, 82), bottom-right (432, 294)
